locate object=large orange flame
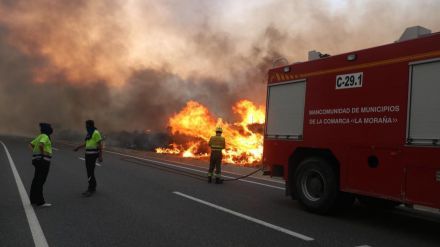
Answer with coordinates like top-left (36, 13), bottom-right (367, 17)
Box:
top-left (156, 99), bottom-right (265, 165)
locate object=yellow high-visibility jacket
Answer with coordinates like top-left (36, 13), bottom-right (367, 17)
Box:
top-left (209, 136), bottom-right (225, 150)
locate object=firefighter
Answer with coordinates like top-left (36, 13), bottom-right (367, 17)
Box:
top-left (208, 127), bottom-right (225, 184)
top-left (29, 123), bottom-right (53, 207)
top-left (74, 120), bottom-right (103, 197)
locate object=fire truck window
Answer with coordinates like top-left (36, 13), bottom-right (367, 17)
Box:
top-left (266, 80), bottom-right (306, 138)
top-left (367, 155), bottom-right (379, 168)
top-left (408, 60), bottom-right (440, 144)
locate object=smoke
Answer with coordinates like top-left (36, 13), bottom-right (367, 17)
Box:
top-left (0, 0), bottom-right (440, 136)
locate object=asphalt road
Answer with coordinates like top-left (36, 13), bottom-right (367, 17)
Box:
top-left (1, 135), bottom-right (439, 247)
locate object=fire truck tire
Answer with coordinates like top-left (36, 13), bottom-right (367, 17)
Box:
top-left (294, 157), bottom-right (352, 214)
top-left (357, 196), bottom-right (401, 210)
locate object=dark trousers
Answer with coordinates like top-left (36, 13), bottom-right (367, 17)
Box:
top-left (208, 150), bottom-right (222, 177)
top-left (85, 154), bottom-right (98, 191)
top-left (30, 159), bottom-right (50, 205)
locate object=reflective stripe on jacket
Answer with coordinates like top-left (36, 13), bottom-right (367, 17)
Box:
top-left (32, 154), bottom-right (52, 161)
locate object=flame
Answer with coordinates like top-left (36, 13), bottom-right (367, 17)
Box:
top-left (156, 143), bottom-right (181, 155)
top-left (182, 142), bottom-right (209, 158)
top-left (156, 99), bottom-right (265, 165)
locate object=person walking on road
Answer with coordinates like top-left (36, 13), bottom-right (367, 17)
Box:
top-left (208, 127), bottom-right (226, 184)
top-left (29, 123), bottom-right (54, 207)
top-left (74, 120), bottom-right (103, 197)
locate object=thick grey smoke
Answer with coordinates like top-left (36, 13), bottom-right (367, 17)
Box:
top-left (0, 0), bottom-right (439, 137)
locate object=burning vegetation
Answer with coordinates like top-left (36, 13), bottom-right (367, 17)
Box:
top-left (1, 0), bottom-right (439, 159)
top-left (156, 100), bottom-right (265, 165)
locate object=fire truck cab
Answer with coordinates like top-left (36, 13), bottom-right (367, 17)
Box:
top-left (263, 26), bottom-right (440, 214)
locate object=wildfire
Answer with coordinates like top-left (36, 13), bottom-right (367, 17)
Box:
top-left (155, 100), bottom-right (265, 165)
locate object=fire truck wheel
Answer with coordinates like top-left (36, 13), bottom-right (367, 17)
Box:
top-left (357, 196), bottom-right (401, 210)
top-left (294, 157), bottom-right (347, 214)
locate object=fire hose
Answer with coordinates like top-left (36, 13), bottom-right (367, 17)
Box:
top-left (221, 167), bottom-right (263, 182)
top-left (121, 157), bottom-right (263, 183)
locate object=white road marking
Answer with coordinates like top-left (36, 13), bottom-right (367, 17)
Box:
top-left (0, 141), bottom-right (49, 247)
top-left (106, 151), bottom-right (284, 190)
top-left (173, 191), bottom-right (314, 241)
top-left (78, 157), bottom-right (101, 166)
top-left (52, 147), bottom-right (59, 151)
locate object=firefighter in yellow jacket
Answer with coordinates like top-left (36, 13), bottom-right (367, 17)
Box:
top-left (208, 127), bottom-right (225, 184)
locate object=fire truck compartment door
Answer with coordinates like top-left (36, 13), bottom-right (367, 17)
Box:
top-left (347, 147), bottom-right (403, 201)
top-left (266, 80), bottom-right (306, 138)
top-left (408, 59), bottom-right (440, 144)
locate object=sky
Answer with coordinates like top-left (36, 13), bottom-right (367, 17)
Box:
top-left (0, 0), bottom-right (439, 135)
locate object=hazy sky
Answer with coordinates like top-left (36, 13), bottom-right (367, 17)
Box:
top-left (0, 0), bottom-right (439, 134)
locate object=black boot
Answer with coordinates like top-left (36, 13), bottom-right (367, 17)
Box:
top-left (215, 177), bottom-right (223, 184)
top-left (208, 176), bottom-right (212, 183)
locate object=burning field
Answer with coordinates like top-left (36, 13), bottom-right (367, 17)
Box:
top-left (156, 100), bottom-right (265, 165)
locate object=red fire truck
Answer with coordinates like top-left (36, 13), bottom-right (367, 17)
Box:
top-left (263, 26), bottom-right (440, 214)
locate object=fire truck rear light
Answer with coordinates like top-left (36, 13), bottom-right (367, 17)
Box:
top-left (347, 54), bottom-right (357, 61)
top-left (283, 66), bottom-right (291, 73)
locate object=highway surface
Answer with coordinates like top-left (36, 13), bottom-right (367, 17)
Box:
top-left (1, 135), bottom-right (439, 247)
